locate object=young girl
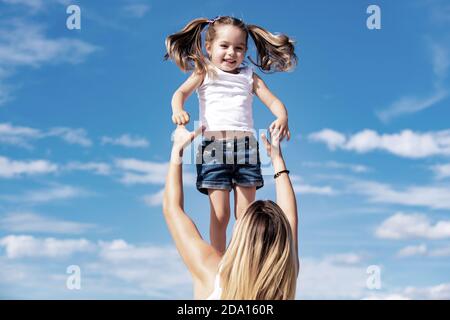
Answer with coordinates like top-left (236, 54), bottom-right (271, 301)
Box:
top-left (164, 16), bottom-right (297, 253)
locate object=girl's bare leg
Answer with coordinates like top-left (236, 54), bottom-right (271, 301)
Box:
top-left (208, 189), bottom-right (230, 253)
top-left (234, 186), bottom-right (256, 220)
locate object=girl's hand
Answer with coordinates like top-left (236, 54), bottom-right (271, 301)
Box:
top-left (269, 117), bottom-right (290, 141)
top-left (260, 128), bottom-right (283, 160)
top-left (172, 110), bottom-right (190, 125)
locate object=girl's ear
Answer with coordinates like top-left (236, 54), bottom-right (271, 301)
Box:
top-left (205, 41), bottom-right (211, 57)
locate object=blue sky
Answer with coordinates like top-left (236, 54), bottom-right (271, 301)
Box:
top-left (1, 0), bottom-right (450, 299)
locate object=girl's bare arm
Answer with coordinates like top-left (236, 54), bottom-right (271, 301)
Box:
top-left (253, 73), bottom-right (291, 141)
top-left (171, 72), bottom-right (204, 125)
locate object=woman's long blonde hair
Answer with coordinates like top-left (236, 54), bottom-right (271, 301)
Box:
top-left (219, 200), bottom-right (298, 300)
top-left (164, 16), bottom-right (297, 75)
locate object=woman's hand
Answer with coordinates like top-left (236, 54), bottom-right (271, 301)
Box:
top-left (171, 124), bottom-right (204, 150)
top-left (269, 117), bottom-right (290, 141)
top-left (170, 125), bottom-right (204, 164)
top-left (260, 128), bottom-right (283, 161)
top-left (172, 110), bottom-right (190, 125)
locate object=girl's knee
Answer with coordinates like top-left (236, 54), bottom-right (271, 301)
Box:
top-left (211, 209), bottom-right (230, 225)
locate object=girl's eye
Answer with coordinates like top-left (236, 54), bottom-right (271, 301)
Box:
top-left (220, 45), bottom-right (227, 48)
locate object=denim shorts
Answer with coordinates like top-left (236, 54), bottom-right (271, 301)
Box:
top-left (196, 135), bottom-right (264, 195)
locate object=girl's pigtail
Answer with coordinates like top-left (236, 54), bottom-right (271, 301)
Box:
top-left (246, 24), bottom-right (297, 73)
top-left (164, 18), bottom-right (210, 74)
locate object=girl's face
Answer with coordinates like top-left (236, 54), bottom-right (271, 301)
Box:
top-left (206, 25), bottom-right (247, 73)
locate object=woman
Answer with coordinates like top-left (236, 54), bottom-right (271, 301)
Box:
top-left (163, 125), bottom-right (299, 299)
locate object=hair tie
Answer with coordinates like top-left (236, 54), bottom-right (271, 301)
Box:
top-left (207, 16), bottom-right (221, 24)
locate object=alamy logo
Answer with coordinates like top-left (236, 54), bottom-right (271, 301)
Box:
top-left (66, 5), bottom-right (81, 30)
top-left (66, 265), bottom-right (81, 290)
top-left (366, 5), bottom-right (381, 30)
top-left (366, 265), bottom-right (381, 290)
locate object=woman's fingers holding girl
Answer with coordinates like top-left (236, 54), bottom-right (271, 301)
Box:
top-left (271, 128), bottom-right (282, 144)
top-left (191, 125), bottom-right (205, 141)
top-left (260, 133), bottom-right (272, 156)
top-left (269, 122), bottom-right (275, 133)
top-left (172, 125), bottom-right (204, 150)
top-left (283, 129), bottom-right (288, 141)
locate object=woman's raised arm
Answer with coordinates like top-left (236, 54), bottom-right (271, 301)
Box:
top-left (162, 125), bottom-right (217, 282)
top-left (260, 130), bottom-right (299, 257)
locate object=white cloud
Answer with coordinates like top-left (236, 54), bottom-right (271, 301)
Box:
top-left (363, 283), bottom-right (450, 300)
top-left (309, 129), bottom-right (346, 151)
top-left (397, 244), bottom-right (428, 258)
top-left (0, 155), bottom-right (58, 178)
top-left (64, 161), bottom-right (111, 175)
top-left (429, 246), bottom-right (450, 257)
top-left (363, 293), bottom-right (410, 300)
top-left (296, 257), bottom-right (368, 299)
top-left (430, 163), bottom-right (450, 179)
top-left (90, 240), bottom-right (192, 298)
top-left (376, 90), bottom-right (448, 123)
top-left (324, 253), bottom-right (365, 265)
top-left (0, 20), bottom-right (98, 67)
top-left (1, 0), bottom-right (43, 10)
top-left (309, 128), bottom-right (450, 159)
top-left (98, 239), bottom-right (172, 263)
top-left (115, 158), bottom-right (168, 184)
top-left (122, 4), bottom-right (150, 18)
top-left (26, 185), bottom-right (86, 203)
top-left (293, 184), bottom-right (336, 195)
top-left (395, 244), bottom-right (450, 258)
top-left (101, 134), bottom-right (149, 148)
top-left (1, 184), bottom-right (89, 204)
top-left (302, 161), bottom-right (370, 173)
top-left (376, 213), bottom-right (450, 240)
top-left (46, 127), bottom-right (92, 147)
top-left (0, 122), bottom-right (41, 138)
top-left (143, 188), bottom-right (165, 207)
top-left (0, 238), bottom-right (193, 299)
top-left (376, 39), bottom-right (449, 122)
top-left (430, 41), bottom-right (450, 81)
top-left (0, 235), bottom-right (95, 258)
top-left (403, 283), bottom-right (450, 299)
top-left (0, 19), bottom-right (98, 105)
top-left (351, 180), bottom-right (450, 210)
top-left (0, 212), bottom-right (95, 234)
top-left (0, 123), bottom-right (93, 148)
top-left (115, 158), bottom-right (196, 186)
top-left (0, 122), bottom-right (42, 149)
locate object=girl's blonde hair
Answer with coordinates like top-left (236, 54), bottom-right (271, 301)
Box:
top-left (219, 200), bottom-right (298, 300)
top-left (164, 16), bottom-right (297, 75)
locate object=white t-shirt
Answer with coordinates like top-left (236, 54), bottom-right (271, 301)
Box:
top-left (196, 64), bottom-right (255, 132)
